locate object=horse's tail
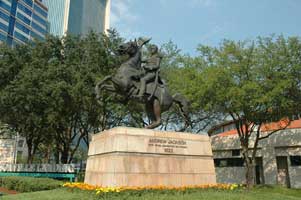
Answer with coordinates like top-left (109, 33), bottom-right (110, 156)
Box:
top-left (172, 93), bottom-right (192, 129)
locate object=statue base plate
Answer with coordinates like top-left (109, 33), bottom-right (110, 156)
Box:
top-left (84, 127), bottom-right (216, 187)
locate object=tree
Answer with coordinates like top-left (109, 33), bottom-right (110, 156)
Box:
top-left (0, 122), bottom-right (15, 138)
top-left (36, 31), bottom-right (126, 163)
top-left (159, 41), bottom-right (223, 132)
top-left (197, 36), bottom-right (301, 187)
top-left (0, 31), bottom-right (128, 164)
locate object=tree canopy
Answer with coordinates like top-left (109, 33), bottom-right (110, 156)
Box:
top-left (0, 31), bottom-right (131, 163)
top-left (196, 35), bottom-right (301, 186)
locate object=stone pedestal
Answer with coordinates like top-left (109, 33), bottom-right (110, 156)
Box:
top-left (85, 127), bottom-right (216, 187)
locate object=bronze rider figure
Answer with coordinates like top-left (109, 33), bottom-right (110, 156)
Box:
top-left (137, 44), bottom-right (162, 99)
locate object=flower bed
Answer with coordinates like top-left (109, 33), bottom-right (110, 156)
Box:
top-left (63, 182), bottom-right (243, 195)
top-left (0, 187), bottom-right (19, 195)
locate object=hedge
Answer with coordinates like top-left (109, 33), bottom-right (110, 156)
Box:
top-left (0, 176), bottom-right (62, 192)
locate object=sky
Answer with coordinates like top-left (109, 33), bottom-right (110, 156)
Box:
top-left (110, 0), bottom-right (301, 55)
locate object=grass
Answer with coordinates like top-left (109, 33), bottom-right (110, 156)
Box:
top-left (0, 188), bottom-right (94, 200)
top-left (1, 185), bottom-right (301, 200)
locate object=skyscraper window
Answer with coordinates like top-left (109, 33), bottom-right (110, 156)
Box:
top-left (0, 0), bottom-right (49, 46)
top-left (44, 0), bottom-right (110, 37)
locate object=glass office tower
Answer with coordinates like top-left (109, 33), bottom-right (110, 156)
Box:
top-left (0, 0), bottom-right (49, 46)
top-left (44, 0), bottom-right (110, 37)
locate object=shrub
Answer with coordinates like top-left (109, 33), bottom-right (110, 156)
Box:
top-left (76, 171), bottom-right (85, 182)
top-left (0, 176), bottom-right (62, 192)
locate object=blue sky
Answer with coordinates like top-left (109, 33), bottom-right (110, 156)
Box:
top-left (111, 0), bottom-right (301, 55)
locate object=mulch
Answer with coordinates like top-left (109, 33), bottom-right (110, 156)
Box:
top-left (0, 187), bottom-right (19, 195)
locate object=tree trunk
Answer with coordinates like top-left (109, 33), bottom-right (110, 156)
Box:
top-left (68, 132), bottom-right (85, 164)
top-left (54, 150), bottom-right (60, 164)
top-left (27, 142), bottom-right (38, 164)
top-left (241, 142), bottom-right (255, 188)
top-left (26, 138), bottom-right (33, 164)
top-left (54, 141), bottom-right (61, 164)
top-left (27, 153), bottom-right (33, 164)
top-left (245, 159), bottom-right (255, 188)
top-left (60, 143), bottom-right (70, 164)
top-left (44, 145), bottom-right (51, 164)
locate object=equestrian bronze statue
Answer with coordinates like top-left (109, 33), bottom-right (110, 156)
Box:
top-left (95, 38), bottom-right (190, 129)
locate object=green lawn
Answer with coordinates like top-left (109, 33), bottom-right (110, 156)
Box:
top-left (1, 186), bottom-right (301, 200)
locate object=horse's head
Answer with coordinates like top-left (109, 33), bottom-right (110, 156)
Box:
top-left (117, 40), bottom-right (138, 56)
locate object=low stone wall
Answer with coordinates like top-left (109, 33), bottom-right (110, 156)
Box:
top-left (0, 164), bottom-right (75, 173)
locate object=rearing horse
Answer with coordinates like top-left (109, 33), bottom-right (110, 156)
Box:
top-left (95, 40), bottom-right (190, 129)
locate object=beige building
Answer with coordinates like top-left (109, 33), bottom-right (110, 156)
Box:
top-left (210, 119), bottom-right (301, 188)
top-left (0, 138), bottom-right (15, 164)
top-left (0, 136), bottom-right (27, 164)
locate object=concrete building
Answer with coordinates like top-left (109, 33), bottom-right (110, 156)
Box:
top-left (43, 0), bottom-right (110, 37)
top-left (0, 136), bottom-right (27, 164)
top-left (0, 0), bottom-right (49, 45)
top-left (0, 138), bottom-right (14, 164)
top-left (209, 119), bottom-right (301, 188)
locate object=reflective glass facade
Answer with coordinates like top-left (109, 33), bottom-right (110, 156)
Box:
top-left (68, 0), bottom-right (107, 35)
top-left (44, 0), bottom-right (110, 37)
top-left (0, 0), bottom-right (49, 46)
top-left (43, 0), bottom-right (65, 36)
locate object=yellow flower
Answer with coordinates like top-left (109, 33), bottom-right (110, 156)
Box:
top-left (62, 182), bottom-right (241, 193)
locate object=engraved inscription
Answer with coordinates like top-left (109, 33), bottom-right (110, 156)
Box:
top-left (164, 148), bottom-right (173, 153)
top-left (148, 138), bottom-right (188, 153)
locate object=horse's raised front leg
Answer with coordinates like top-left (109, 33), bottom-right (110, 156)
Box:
top-left (96, 83), bottom-right (117, 105)
top-left (145, 99), bottom-right (162, 129)
top-left (99, 84), bottom-right (116, 93)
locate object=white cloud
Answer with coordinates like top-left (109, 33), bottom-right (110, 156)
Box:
top-left (110, 0), bottom-right (141, 39)
top-left (111, 0), bottom-right (137, 25)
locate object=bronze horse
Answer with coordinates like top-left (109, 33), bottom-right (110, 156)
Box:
top-left (95, 40), bottom-right (190, 129)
